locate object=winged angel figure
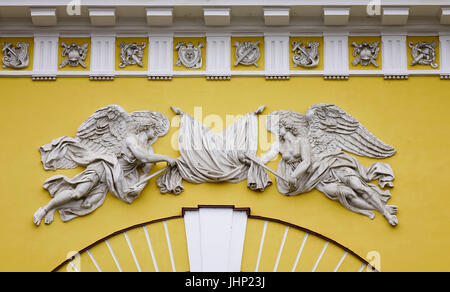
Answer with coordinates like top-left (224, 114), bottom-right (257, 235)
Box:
top-left (33, 105), bottom-right (175, 226)
top-left (258, 104), bottom-right (398, 226)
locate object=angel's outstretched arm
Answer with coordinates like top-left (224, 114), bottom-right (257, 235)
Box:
top-left (126, 136), bottom-right (175, 165)
top-left (141, 162), bottom-right (153, 174)
top-left (260, 140), bottom-right (280, 164)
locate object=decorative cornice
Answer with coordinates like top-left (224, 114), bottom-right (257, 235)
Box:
top-left (0, 1), bottom-right (449, 81)
top-left (323, 8), bottom-right (351, 26)
top-left (30, 8), bottom-right (57, 27)
top-left (88, 8), bottom-right (116, 27)
top-left (146, 8), bottom-right (173, 26)
top-left (0, 1), bottom-right (449, 33)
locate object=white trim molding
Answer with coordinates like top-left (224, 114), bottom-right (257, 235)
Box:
top-left (264, 33), bottom-right (290, 79)
top-left (324, 33), bottom-right (349, 79)
top-left (440, 34), bottom-right (450, 78)
top-left (30, 8), bottom-right (57, 27)
top-left (263, 8), bottom-right (290, 26)
top-left (184, 207), bottom-right (248, 272)
top-left (90, 33), bottom-right (116, 80)
top-left (89, 8), bottom-right (117, 27)
top-left (32, 33), bottom-right (58, 80)
top-left (323, 8), bottom-right (350, 26)
top-left (206, 33), bottom-right (231, 79)
top-left (441, 8), bottom-right (450, 25)
top-left (146, 8), bottom-right (173, 26)
top-left (148, 33), bottom-right (173, 79)
top-left (382, 34), bottom-right (408, 79)
top-left (203, 8), bottom-right (231, 26)
top-left (382, 8), bottom-right (409, 26)
top-left (0, 1), bottom-right (450, 81)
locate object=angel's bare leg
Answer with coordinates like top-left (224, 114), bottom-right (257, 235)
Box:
top-left (317, 183), bottom-right (375, 219)
top-left (343, 174), bottom-right (398, 226)
top-left (44, 209), bottom-right (56, 225)
top-left (81, 192), bottom-right (104, 209)
top-left (33, 178), bottom-right (97, 226)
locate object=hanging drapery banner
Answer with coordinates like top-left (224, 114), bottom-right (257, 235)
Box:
top-left (157, 106), bottom-right (272, 194)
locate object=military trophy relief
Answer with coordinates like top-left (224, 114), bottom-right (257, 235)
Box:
top-left (59, 42), bottom-right (89, 69)
top-left (2, 41), bottom-right (30, 69)
top-left (292, 41), bottom-right (320, 68)
top-left (119, 42), bottom-right (146, 68)
top-left (351, 41), bottom-right (380, 67)
top-left (233, 41), bottom-right (261, 67)
top-left (33, 105), bottom-right (174, 226)
top-left (409, 41), bottom-right (438, 69)
top-left (175, 41), bottom-right (204, 69)
top-left (34, 103), bottom-right (398, 227)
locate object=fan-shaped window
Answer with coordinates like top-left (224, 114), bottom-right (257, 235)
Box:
top-left (54, 206), bottom-right (376, 272)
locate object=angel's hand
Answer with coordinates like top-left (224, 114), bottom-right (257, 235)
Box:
top-left (166, 157), bottom-right (177, 167)
top-left (260, 157), bottom-right (269, 165)
top-left (141, 163), bottom-right (152, 174)
top-left (287, 175), bottom-right (297, 187)
top-left (238, 152), bottom-right (251, 165)
top-left (171, 106), bottom-right (183, 115)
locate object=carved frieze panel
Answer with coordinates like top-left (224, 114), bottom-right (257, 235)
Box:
top-left (0, 33), bottom-right (448, 79)
top-left (173, 37), bottom-right (206, 70)
top-left (231, 37), bottom-right (264, 71)
top-left (289, 37), bottom-right (323, 71)
top-left (407, 36), bottom-right (440, 70)
top-left (349, 36), bottom-right (382, 70)
top-left (58, 38), bottom-right (90, 71)
top-left (116, 37), bottom-right (147, 71)
top-left (0, 37), bottom-right (33, 71)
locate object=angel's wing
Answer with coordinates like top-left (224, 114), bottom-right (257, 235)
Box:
top-left (306, 104), bottom-right (396, 158)
top-left (75, 105), bottom-right (132, 157)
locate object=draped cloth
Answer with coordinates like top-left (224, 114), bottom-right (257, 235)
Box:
top-left (276, 151), bottom-right (394, 218)
top-left (40, 136), bottom-right (146, 222)
top-left (157, 111), bottom-right (272, 194)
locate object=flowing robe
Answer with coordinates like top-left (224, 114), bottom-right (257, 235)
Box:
top-left (157, 111), bottom-right (272, 194)
top-left (40, 136), bottom-right (147, 222)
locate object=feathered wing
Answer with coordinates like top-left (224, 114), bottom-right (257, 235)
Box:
top-left (75, 105), bottom-right (132, 157)
top-left (306, 104), bottom-right (396, 158)
top-left (40, 105), bottom-right (132, 171)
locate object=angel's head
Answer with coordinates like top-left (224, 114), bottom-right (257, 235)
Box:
top-left (279, 119), bottom-right (299, 138)
top-left (267, 111), bottom-right (308, 140)
top-left (131, 111), bottom-right (170, 141)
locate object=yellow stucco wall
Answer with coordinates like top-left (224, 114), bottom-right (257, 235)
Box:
top-left (0, 76), bottom-right (449, 271)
